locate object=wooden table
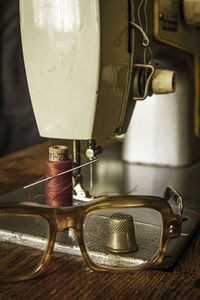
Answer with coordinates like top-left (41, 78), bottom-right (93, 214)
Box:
top-left (0, 142), bottom-right (200, 300)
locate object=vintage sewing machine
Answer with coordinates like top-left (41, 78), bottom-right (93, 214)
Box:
top-left (19, 0), bottom-right (200, 164)
top-left (1, 0), bottom-right (200, 273)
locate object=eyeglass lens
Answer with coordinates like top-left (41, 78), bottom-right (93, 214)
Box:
top-left (0, 215), bottom-right (49, 278)
top-left (83, 208), bottom-right (163, 269)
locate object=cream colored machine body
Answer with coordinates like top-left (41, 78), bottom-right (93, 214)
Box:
top-left (20, 0), bottom-right (134, 140)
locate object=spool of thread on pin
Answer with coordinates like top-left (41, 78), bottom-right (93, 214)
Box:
top-left (45, 145), bottom-right (72, 207)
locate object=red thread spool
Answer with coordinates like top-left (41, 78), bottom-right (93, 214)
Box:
top-left (45, 145), bottom-right (72, 207)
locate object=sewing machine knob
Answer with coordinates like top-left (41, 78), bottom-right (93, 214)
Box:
top-left (183, 0), bottom-right (200, 25)
top-left (151, 69), bottom-right (176, 94)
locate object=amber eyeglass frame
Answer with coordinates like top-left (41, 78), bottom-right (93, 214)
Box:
top-left (0, 192), bottom-right (182, 282)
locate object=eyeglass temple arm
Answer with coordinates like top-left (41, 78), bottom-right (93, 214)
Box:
top-left (163, 186), bottom-right (184, 216)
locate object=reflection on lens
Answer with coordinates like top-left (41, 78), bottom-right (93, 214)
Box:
top-left (83, 208), bottom-right (163, 269)
top-left (0, 215), bottom-right (49, 278)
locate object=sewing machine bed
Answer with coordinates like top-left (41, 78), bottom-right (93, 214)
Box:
top-left (0, 143), bottom-right (200, 270)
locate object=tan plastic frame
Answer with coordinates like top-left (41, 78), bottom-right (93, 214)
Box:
top-left (0, 195), bottom-right (182, 282)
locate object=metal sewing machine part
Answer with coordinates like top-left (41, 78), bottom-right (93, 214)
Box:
top-left (183, 0), bottom-right (200, 25)
top-left (123, 0), bottom-right (200, 166)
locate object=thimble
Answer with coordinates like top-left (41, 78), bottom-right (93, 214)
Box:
top-left (105, 213), bottom-right (138, 253)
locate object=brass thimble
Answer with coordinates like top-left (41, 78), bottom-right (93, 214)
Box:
top-left (105, 213), bottom-right (138, 253)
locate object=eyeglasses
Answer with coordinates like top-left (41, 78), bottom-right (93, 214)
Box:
top-left (0, 187), bottom-right (182, 282)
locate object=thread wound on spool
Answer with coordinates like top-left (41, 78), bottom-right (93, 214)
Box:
top-left (45, 145), bottom-right (72, 207)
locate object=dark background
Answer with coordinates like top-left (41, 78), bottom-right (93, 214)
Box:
top-left (0, 0), bottom-right (44, 157)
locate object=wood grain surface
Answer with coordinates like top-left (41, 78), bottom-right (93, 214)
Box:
top-left (0, 142), bottom-right (200, 300)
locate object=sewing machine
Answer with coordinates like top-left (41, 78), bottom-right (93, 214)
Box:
top-left (19, 0), bottom-right (200, 160)
top-left (11, 0), bottom-right (200, 269)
